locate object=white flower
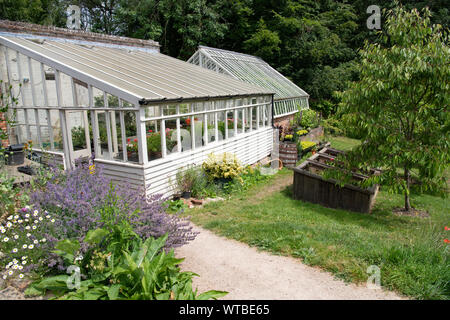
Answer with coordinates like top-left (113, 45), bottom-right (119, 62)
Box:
top-left (33, 240), bottom-right (39, 244)
top-left (12, 259), bottom-right (18, 264)
top-left (18, 220), bottom-right (23, 224)
top-left (24, 219), bottom-right (29, 222)
top-left (12, 265), bottom-right (18, 270)
top-left (33, 210), bottom-right (39, 216)
top-left (74, 255), bottom-right (84, 261)
top-left (25, 226), bottom-right (30, 230)
top-left (13, 235), bottom-right (19, 239)
top-left (0, 229), bottom-right (5, 234)
top-left (14, 215), bottom-right (19, 219)
top-left (6, 262), bottom-right (12, 269)
top-left (28, 244), bottom-right (34, 249)
top-left (32, 226), bottom-right (37, 230)
top-left (18, 266), bottom-right (23, 270)
top-left (34, 220), bottom-right (38, 224)
top-left (40, 238), bottom-right (46, 243)
top-left (19, 274), bottom-right (24, 279)
top-left (3, 237), bottom-right (9, 242)
top-left (2, 275), bottom-right (6, 280)
top-left (22, 244), bottom-right (27, 249)
top-left (46, 215), bottom-right (51, 219)
top-left (39, 217), bottom-right (43, 221)
top-left (26, 233), bottom-right (31, 237)
top-left (7, 216), bottom-right (12, 220)
top-left (6, 222), bottom-right (12, 228)
top-left (22, 261), bottom-right (27, 265)
top-left (12, 248), bottom-right (18, 253)
top-left (21, 256), bottom-right (27, 260)
top-left (51, 219), bottom-right (55, 223)
top-left (25, 214), bottom-right (30, 218)
top-left (8, 270), bottom-right (13, 276)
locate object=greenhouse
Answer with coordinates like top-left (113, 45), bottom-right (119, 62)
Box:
top-left (0, 21), bottom-right (275, 196)
top-left (188, 46), bottom-right (309, 122)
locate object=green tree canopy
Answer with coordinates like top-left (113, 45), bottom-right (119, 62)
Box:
top-left (335, 5), bottom-right (449, 212)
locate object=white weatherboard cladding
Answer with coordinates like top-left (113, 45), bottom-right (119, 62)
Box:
top-left (143, 127), bottom-right (273, 195)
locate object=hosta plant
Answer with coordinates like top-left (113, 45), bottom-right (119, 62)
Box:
top-left (26, 223), bottom-right (227, 300)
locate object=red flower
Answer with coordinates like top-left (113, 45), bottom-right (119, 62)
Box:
top-left (149, 130), bottom-right (153, 133)
top-left (134, 139), bottom-right (137, 142)
top-left (127, 138), bottom-right (130, 142)
top-left (445, 226), bottom-right (449, 231)
top-left (330, 158), bottom-right (335, 161)
top-left (185, 118), bottom-right (191, 125)
top-left (444, 239), bottom-right (450, 243)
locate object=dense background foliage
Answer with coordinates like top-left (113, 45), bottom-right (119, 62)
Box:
top-left (1, 0), bottom-right (448, 114)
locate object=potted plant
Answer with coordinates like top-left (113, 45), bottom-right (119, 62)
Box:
top-left (176, 166), bottom-right (198, 199)
top-left (283, 134), bottom-right (294, 142)
top-left (126, 138), bottom-right (138, 158)
top-left (147, 132), bottom-right (162, 159)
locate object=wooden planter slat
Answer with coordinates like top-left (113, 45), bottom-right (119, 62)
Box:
top-left (292, 151), bottom-right (379, 213)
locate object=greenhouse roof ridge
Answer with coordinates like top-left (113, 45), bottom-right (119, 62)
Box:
top-left (192, 46), bottom-right (309, 101)
top-left (198, 45), bottom-right (264, 63)
top-left (0, 19), bottom-right (160, 52)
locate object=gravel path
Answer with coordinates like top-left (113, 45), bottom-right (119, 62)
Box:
top-left (175, 225), bottom-right (405, 300)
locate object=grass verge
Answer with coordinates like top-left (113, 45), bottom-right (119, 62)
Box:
top-left (186, 136), bottom-right (449, 300)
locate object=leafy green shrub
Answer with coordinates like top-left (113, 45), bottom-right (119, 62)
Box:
top-left (321, 116), bottom-right (344, 136)
top-left (26, 225), bottom-right (227, 300)
top-left (165, 199), bottom-right (188, 213)
top-left (202, 153), bottom-right (244, 182)
top-left (295, 109), bottom-right (319, 129)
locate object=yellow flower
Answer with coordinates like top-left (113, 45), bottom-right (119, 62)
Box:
top-left (89, 164), bottom-right (96, 175)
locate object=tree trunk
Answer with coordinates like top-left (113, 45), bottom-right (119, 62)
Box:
top-left (404, 167), bottom-right (412, 212)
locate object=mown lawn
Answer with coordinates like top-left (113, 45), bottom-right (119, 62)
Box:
top-left (187, 136), bottom-right (450, 300)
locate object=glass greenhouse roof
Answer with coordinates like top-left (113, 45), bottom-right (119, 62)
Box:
top-left (188, 46), bottom-right (309, 102)
top-left (0, 34), bottom-right (273, 106)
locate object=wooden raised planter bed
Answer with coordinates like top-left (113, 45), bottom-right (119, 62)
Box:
top-left (292, 158), bottom-right (379, 214)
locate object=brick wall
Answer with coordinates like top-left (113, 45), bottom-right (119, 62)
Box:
top-left (274, 113), bottom-right (295, 128)
top-left (0, 20), bottom-right (160, 51)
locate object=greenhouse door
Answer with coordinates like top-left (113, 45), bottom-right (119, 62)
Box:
top-left (65, 110), bottom-right (91, 166)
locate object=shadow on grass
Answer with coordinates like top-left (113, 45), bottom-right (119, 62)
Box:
top-left (277, 184), bottom-right (416, 230)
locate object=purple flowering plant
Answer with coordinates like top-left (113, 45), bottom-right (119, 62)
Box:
top-left (28, 159), bottom-right (197, 272)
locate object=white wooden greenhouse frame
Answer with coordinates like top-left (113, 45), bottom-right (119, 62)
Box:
top-left (188, 46), bottom-right (309, 118)
top-left (0, 29), bottom-right (275, 196)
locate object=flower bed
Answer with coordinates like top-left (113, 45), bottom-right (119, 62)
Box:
top-left (0, 161), bottom-right (227, 300)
